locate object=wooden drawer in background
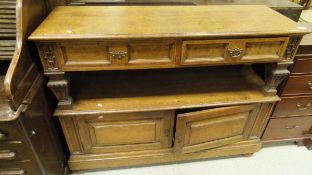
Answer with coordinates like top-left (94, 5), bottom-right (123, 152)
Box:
top-left (263, 116), bottom-right (312, 140)
top-left (0, 122), bottom-right (23, 142)
top-left (75, 111), bottom-right (174, 154)
top-left (282, 75), bottom-right (312, 95)
top-left (0, 143), bottom-right (33, 163)
top-left (272, 96), bottom-right (312, 118)
top-left (292, 57), bottom-right (312, 75)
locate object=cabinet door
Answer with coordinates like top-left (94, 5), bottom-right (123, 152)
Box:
top-left (76, 111), bottom-right (174, 154)
top-left (174, 105), bottom-right (259, 154)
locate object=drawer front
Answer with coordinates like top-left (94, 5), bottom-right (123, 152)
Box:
top-left (262, 116), bottom-right (312, 140)
top-left (273, 96), bottom-right (312, 118)
top-left (181, 37), bottom-right (288, 65)
top-left (0, 142), bottom-right (33, 163)
top-left (0, 161), bottom-right (42, 175)
top-left (53, 40), bottom-right (177, 69)
top-left (282, 75), bottom-right (312, 95)
top-left (174, 105), bottom-right (259, 153)
top-left (76, 111), bottom-right (174, 154)
top-left (0, 168), bottom-right (26, 175)
top-left (0, 122), bottom-right (23, 141)
top-left (292, 58), bottom-right (312, 75)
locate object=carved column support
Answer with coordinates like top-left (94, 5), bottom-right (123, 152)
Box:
top-left (45, 71), bottom-right (73, 109)
top-left (284, 36), bottom-right (302, 61)
top-left (262, 62), bottom-right (291, 96)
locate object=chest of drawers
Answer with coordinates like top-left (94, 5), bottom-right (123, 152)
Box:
top-left (263, 34), bottom-right (312, 149)
top-left (29, 5), bottom-right (309, 170)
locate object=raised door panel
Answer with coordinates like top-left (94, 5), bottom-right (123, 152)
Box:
top-left (76, 111), bottom-right (174, 154)
top-left (174, 105), bottom-right (259, 154)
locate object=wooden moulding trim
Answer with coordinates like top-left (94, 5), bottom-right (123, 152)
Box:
top-left (54, 97), bottom-right (280, 117)
top-left (68, 138), bottom-right (261, 170)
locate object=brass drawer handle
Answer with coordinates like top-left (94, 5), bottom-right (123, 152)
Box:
top-left (284, 125), bottom-right (299, 130)
top-left (109, 51), bottom-right (127, 59)
top-left (296, 102), bottom-right (311, 111)
top-left (0, 132), bottom-right (6, 141)
top-left (308, 81), bottom-right (312, 89)
top-left (0, 150), bottom-right (16, 160)
top-left (228, 48), bottom-right (244, 58)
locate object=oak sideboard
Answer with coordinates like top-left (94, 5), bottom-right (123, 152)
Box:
top-left (29, 5), bottom-right (309, 170)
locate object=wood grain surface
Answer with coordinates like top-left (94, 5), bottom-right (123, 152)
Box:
top-left (29, 5), bottom-right (309, 41)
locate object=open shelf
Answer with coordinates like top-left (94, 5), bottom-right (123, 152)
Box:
top-left (55, 66), bottom-right (279, 116)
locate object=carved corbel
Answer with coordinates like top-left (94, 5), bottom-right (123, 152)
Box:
top-left (45, 72), bottom-right (73, 109)
top-left (262, 63), bottom-right (290, 96)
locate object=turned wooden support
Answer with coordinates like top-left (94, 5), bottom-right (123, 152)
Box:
top-left (262, 62), bottom-right (290, 96)
top-left (45, 71), bottom-right (73, 109)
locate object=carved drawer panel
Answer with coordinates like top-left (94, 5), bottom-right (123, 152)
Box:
top-left (174, 105), bottom-right (259, 154)
top-left (282, 75), bottom-right (312, 95)
top-left (41, 40), bottom-right (177, 71)
top-left (181, 37), bottom-right (288, 65)
top-left (75, 111), bottom-right (174, 154)
top-left (272, 96), bottom-right (312, 118)
top-left (58, 42), bottom-right (112, 66)
top-left (262, 116), bottom-right (312, 140)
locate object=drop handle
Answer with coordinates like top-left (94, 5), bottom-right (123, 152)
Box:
top-left (296, 102), bottom-right (311, 111)
top-left (308, 81), bottom-right (312, 89)
top-left (0, 150), bottom-right (16, 160)
top-left (109, 51), bottom-right (127, 59)
top-left (284, 125), bottom-right (299, 130)
top-left (228, 48), bottom-right (244, 58)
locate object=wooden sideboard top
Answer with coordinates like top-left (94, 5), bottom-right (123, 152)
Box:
top-left (29, 5), bottom-right (309, 41)
top-left (71, 0), bottom-right (303, 8)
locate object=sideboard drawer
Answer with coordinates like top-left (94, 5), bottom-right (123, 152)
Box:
top-left (75, 111), bottom-right (174, 154)
top-left (180, 37), bottom-right (288, 65)
top-left (272, 96), bottom-right (312, 118)
top-left (55, 40), bottom-right (177, 69)
top-left (282, 75), bottom-right (312, 95)
top-left (263, 116), bottom-right (312, 140)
